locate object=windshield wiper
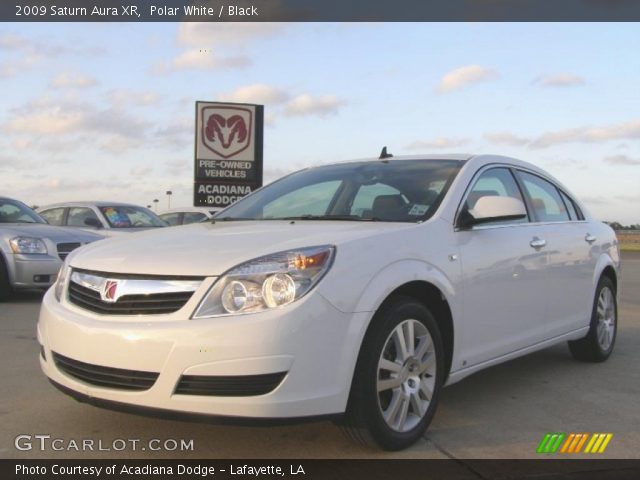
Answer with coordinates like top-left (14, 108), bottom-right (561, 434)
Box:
top-left (217, 216), bottom-right (256, 221)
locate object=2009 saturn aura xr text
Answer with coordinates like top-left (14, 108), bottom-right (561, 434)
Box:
top-left (38, 154), bottom-right (619, 450)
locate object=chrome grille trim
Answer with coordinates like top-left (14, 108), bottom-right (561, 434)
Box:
top-left (67, 270), bottom-right (203, 315)
top-left (56, 242), bottom-right (81, 260)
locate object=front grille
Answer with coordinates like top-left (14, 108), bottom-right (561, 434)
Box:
top-left (57, 242), bottom-right (81, 260)
top-left (53, 352), bottom-right (159, 391)
top-left (174, 372), bottom-right (287, 397)
top-left (68, 281), bottom-right (194, 315)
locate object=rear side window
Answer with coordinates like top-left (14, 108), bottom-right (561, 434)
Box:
top-left (518, 171), bottom-right (570, 222)
top-left (39, 208), bottom-right (65, 226)
top-left (67, 207), bottom-right (100, 227)
top-left (464, 167), bottom-right (528, 225)
top-left (559, 191), bottom-right (581, 221)
top-left (160, 213), bottom-right (180, 226)
top-left (183, 212), bottom-right (207, 224)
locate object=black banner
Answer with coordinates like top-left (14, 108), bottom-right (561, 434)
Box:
top-left (2, 0), bottom-right (640, 22)
top-left (3, 459), bottom-right (640, 480)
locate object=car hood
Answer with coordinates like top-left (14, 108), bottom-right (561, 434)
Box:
top-left (69, 220), bottom-right (414, 276)
top-left (0, 223), bottom-right (104, 243)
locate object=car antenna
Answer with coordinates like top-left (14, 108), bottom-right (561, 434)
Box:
top-left (379, 146), bottom-right (393, 160)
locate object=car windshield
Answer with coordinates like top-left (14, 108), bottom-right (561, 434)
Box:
top-left (99, 206), bottom-right (166, 228)
top-left (219, 159), bottom-right (463, 223)
top-left (0, 199), bottom-right (47, 224)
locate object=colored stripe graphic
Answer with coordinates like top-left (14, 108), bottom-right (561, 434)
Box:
top-left (541, 433), bottom-right (614, 454)
top-left (560, 433), bottom-right (590, 453)
top-left (584, 433), bottom-right (614, 454)
top-left (537, 433), bottom-right (566, 454)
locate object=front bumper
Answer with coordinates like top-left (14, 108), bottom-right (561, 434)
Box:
top-left (9, 253), bottom-right (61, 289)
top-left (38, 288), bottom-right (369, 419)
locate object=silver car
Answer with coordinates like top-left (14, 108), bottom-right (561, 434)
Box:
top-left (37, 201), bottom-right (167, 237)
top-left (159, 207), bottom-right (221, 226)
top-left (0, 197), bottom-right (103, 301)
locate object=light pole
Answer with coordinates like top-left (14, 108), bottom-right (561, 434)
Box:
top-left (153, 199), bottom-right (159, 211)
top-left (166, 190), bottom-right (172, 209)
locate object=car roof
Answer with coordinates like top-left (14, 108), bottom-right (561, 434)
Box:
top-left (38, 201), bottom-right (148, 209)
top-left (325, 154), bottom-right (473, 166)
top-left (159, 207), bottom-right (220, 215)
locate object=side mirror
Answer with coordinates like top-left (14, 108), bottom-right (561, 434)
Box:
top-left (458, 196), bottom-right (526, 229)
top-left (84, 217), bottom-right (103, 229)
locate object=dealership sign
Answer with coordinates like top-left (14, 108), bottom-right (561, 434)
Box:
top-left (194, 101), bottom-right (264, 208)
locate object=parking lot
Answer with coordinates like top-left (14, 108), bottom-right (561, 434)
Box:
top-left (1, 252), bottom-right (638, 461)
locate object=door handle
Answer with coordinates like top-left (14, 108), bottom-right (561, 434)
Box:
top-left (530, 237), bottom-right (546, 249)
top-left (585, 233), bottom-right (596, 244)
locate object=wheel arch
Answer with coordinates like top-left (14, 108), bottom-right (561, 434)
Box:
top-left (593, 254), bottom-right (619, 296)
top-left (599, 264), bottom-right (617, 292)
top-left (347, 259), bottom-right (459, 382)
top-left (381, 281), bottom-right (455, 380)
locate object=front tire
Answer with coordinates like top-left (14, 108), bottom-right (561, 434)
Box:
top-left (0, 255), bottom-right (11, 302)
top-left (568, 276), bottom-right (617, 362)
top-left (344, 296), bottom-right (444, 450)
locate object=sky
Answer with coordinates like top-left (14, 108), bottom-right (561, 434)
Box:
top-left (0, 22), bottom-right (638, 224)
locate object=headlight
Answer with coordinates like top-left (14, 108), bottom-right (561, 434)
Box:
top-left (54, 262), bottom-right (70, 302)
top-left (10, 237), bottom-right (47, 254)
top-left (193, 245), bottom-right (335, 318)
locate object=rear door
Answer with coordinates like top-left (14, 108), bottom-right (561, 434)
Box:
top-left (456, 166), bottom-right (549, 366)
top-left (515, 170), bottom-right (595, 336)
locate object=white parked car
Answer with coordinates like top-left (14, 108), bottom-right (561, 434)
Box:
top-left (159, 207), bottom-right (221, 226)
top-left (37, 201), bottom-right (167, 237)
top-left (38, 154), bottom-right (619, 450)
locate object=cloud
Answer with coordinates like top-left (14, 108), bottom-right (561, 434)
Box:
top-left (534, 73), bottom-right (585, 87)
top-left (2, 97), bottom-right (151, 153)
top-left (177, 22), bottom-right (285, 48)
top-left (50, 72), bottom-right (98, 89)
top-left (580, 195), bottom-right (610, 206)
top-left (484, 132), bottom-right (530, 146)
top-left (154, 49), bottom-right (249, 74)
top-left (4, 105), bottom-right (85, 135)
top-left (437, 65), bottom-right (499, 93)
top-left (283, 94), bottom-right (346, 117)
top-left (164, 159), bottom-right (190, 175)
top-left (107, 89), bottom-right (159, 107)
top-left (406, 137), bottom-right (470, 150)
top-left (130, 165), bottom-right (153, 176)
top-left (0, 32), bottom-right (103, 57)
top-left (482, 119), bottom-right (640, 150)
top-left (530, 118), bottom-right (640, 148)
top-left (604, 154), bottom-right (640, 166)
top-left (0, 54), bottom-right (41, 79)
top-left (218, 84), bottom-right (290, 105)
top-left (155, 117), bottom-right (193, 148)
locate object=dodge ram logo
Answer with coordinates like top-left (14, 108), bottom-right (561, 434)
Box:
top-left (101, 280), bottom-right (119, 303)
top-left (201, 106), bottom-right (252, 159)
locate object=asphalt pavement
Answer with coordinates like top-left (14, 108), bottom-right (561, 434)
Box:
top-left (1, 252), bottom-right (638, 462)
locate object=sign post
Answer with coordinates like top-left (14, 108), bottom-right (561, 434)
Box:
top-left (193, 101), bottom-right (264, 208)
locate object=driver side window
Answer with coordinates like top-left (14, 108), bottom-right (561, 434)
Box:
top-left (465, 168), bottom-right (528, 226)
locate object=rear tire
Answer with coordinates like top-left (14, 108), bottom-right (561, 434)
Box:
top-left (344, 296), bottom-right (444, 450)
top-left (568, 276), bottom-right (617, 362)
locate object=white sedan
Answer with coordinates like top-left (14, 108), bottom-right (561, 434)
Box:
top-left (38, 153), bottom-right (619, 450)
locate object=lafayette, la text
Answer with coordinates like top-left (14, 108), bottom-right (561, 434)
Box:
top-left (16, 464), bottom-right (306, 477)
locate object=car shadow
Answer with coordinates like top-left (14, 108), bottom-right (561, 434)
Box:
top-left (8, 289), bottom-right (46, 303)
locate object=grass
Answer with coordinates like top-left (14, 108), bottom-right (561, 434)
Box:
top-left (620, 243), bottom-right (640, 252)
top-left (616, 232), bottom-right (640, 252)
